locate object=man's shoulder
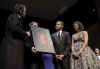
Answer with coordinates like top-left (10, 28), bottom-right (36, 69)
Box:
top-left (63, 31), bottom-right (70, 34)
top-left (9, 13), bottom-right (17, 17)
top-left (51, 32), bottom-right (57, 37)
top-left (8, 14), bottom-right (18, 20)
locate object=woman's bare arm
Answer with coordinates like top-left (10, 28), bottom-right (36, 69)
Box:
top-left (80, 31), bottom-right (88, 53)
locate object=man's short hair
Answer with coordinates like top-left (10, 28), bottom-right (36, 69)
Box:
top-left (56, 20), bottom-right (64, 26)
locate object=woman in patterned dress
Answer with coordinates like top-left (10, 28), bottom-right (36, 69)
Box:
top-left (71, 21), bottom-right (100, 69)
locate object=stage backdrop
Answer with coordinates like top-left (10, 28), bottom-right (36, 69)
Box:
top-left (0, 0), bottom-right (77, 20)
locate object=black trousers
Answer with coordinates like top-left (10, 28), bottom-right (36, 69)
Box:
top-left (54, 57), bottom-right (70, 69)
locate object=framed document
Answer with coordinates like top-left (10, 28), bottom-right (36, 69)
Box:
top-left (30, 26), bottom-right (55, 54)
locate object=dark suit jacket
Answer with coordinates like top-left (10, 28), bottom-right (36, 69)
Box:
top-left (0, 13), bottom-right (27, 69)
top-left (52, 31), bottom-right (71, 69)
top-left (52, 31), bottom-right (71, 56)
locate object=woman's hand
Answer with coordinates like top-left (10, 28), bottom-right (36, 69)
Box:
top-left (76, 52), bottom-right (81, 57)
top-left (73, 52), bottom-right (81, 57)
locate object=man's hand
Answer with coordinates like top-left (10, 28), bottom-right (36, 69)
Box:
top-left (32, 47), bottom-right (36, 53)
top-left (26, 31), bottom-right (31, 37)
top-left (56, 55), bottom-right (64, 60)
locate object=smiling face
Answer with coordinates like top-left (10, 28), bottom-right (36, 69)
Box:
top-left (55, 21), bottom-right (64, 31)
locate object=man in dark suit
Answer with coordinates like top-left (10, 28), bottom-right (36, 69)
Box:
top-left (52, 21), bottom-right (71, 69)
top-left (28, 21), bottom-right (43, 69)
top-left (0, 4), bottom-right (30, 69)
top-left (30, 21), bottom-right (55, 69)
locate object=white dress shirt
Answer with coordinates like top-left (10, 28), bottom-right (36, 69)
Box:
top-left (57, 30), bottom-right (62, 37)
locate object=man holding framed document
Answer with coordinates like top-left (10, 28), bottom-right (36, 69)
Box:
top-left (30, 21), bottom-right (55, 69)
top-left (31, 27), bottom-right (55, 54)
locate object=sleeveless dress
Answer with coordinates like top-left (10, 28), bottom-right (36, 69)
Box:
top-left (71, 31), bottom-right (100, 69)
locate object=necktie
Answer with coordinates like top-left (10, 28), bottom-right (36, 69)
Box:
top-left (58, 31), bottom-right (62, 40)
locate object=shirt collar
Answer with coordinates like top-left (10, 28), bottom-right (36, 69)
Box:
top-left (57, 30), bottom-right (62, 36)
top-left (17, 14), bottom-right (21, 19)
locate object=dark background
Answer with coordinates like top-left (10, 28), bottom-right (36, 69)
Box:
top-left (0, 0), bottom-right (100, 50)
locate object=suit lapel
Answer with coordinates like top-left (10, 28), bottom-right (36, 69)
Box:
top-left (54, 32), bottom-right (59, 40)
top-left (54, 31), bottom-right (64, 42)
top-left (61, 31), bottom-right (64, 40)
